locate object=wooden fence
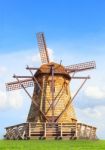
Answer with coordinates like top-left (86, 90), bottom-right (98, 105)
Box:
top-left (5, 122), bottom-right (97, 140)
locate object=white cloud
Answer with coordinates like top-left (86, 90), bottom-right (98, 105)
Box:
top-left (0, 50), bottom-right (36, 111)
top-left (0, 90), bottom-right (23, 110)
top-left (84, 86), bottom-right (105, 99)
top-left (0, 66), bottom-right (7, 76)
top-left (30, 52), bottom-right (41, 63)
top-left (77, 106), bottom-right (104, 120)
top-left (76, 105), bottom-right (105, 139)
top-left (8, 91), bottom-right (23, 109)
top-left (28, 48), bottom-right (54, 64)
top-left (47, 48), bottom-right (54, 62)
top-left (0, 91), bottom-right (7, 109)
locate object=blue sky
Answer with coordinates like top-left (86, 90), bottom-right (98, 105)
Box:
top-left (0, 0), bottom-right (105, 139)
top-left (1, 0), bottom-right (105, 53)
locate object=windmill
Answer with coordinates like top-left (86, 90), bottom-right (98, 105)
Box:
top-left (5, 32), bottom-right (96, 139)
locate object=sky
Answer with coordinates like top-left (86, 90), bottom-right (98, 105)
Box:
top-left (0, 0), bottom-right (105, 139)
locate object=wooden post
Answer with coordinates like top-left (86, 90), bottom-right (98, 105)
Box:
top-left (78, 123), bottom-right (82, 139)
top-left (75, 122), bottom-right (77, 138)
top-left (60, 123), bottom-right (63, 138)
top-left (44, 122), bottom-right (46, 138)
top-left (84, 125), bottom-right (87, 138)
top-left (51, 65), bottom-right (55, 122)
top-left (29, 123), bottom-right (31, 138)
top-left (93, 128), bottom-right (96, 139)
top-left (89, 126), bottom-right (92, 139)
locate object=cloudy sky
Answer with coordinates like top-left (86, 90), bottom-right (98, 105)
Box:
top-left (0, 0), bottom-right (105, 139)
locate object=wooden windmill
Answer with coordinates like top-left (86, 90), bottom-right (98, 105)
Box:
top-left (5, 32), bottom-right (96, 140)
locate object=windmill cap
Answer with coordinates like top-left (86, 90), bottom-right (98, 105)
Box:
top-left (35, 62), bottom-right (70, 79)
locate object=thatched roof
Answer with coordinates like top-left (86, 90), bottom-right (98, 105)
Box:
top-left (35, 62), bottom-right (70, 79)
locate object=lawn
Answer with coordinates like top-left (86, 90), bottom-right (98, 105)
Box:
top-left (0, 140), bottom-right (105, 150)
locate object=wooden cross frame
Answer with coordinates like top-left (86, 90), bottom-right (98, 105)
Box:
top-left (55, 76), bottom-right (90, 122)
top-left (26, 65), bottom-right (51, 106)
top-left (13, 75), bottom-right (49, 122)
top-left (45, 81), bottom-right (65, 115)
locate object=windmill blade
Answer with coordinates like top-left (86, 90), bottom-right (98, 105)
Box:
top-left (6, 79), bottom-right (34, 91)
top-left (65, 61), bottom-right (96, 73)
top-left (37, 32), bottom-right (50, 64)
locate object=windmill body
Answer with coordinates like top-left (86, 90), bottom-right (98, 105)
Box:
top-left (5, 32), bottom-right (97, 140)
top-left (27, 62), bottom-right (76, 123)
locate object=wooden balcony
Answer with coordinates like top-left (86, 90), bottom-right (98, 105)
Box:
top-left (4, 122), bottom-right (97, 140)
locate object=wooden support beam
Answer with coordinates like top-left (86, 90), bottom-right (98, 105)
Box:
top-left (75, 123), bottom-right (77, 138)
top-left (27, 65), bottom-right (51, 106)
top-left (6, 79), bottom-right (33, 85)
top-left (27, 68), bottom-right (42, 90)
top-left (26, 66), bottom-right (39, 70)
top-left (55, 77), bottom-right (89, 122)
top-left (60, 123), bottom-right (63, 138)
top-left (44, 123), bottom-right (46, 137)
top-left (15, 75), bottom-right (48, 122)
top-left (51, 64), bottom-right (55, 122)
top-left (45, 83), bottom-right (64, 115)
top-left (29, 123), bottom-right (31, 138)
top-left (71, 76), bottom-right (90, 79)
top-left (45, 77), bottom-right (89, 117)
top-left (45, 74), bottom-right (68, 116)
top-left (13, 75), bottom-right (33, 78)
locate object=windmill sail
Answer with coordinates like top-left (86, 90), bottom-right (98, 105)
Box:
top-left (6, 79), bottom-right (34, 91)
top-left (65, 61), bottom-right (96, 73)
top-left (37, 32), bottom-right (50, 64)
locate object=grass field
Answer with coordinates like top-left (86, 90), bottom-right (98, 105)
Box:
top-left (0, 140), bottom-right (105, 150)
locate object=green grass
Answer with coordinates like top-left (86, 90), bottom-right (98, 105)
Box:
top-left (0, 140), bottom-right (105, 150)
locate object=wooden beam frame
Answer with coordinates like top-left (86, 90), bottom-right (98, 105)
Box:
top-left (14, 75), bottom-right (49, 122)
top-left (55, 77), bottom-right (89, 122)
top-left (71, 76), bottom-right (90, 79)
top-left (45, 82), bottom-right (64, 115)
top-left (51, 64), bottom-right (55, 122)
top-left (13, 75), bottom-right (33, 78)
top-left (26, 66), bottom-right (39, 70)
top-left (27, 65), bottom-right (51, 106)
